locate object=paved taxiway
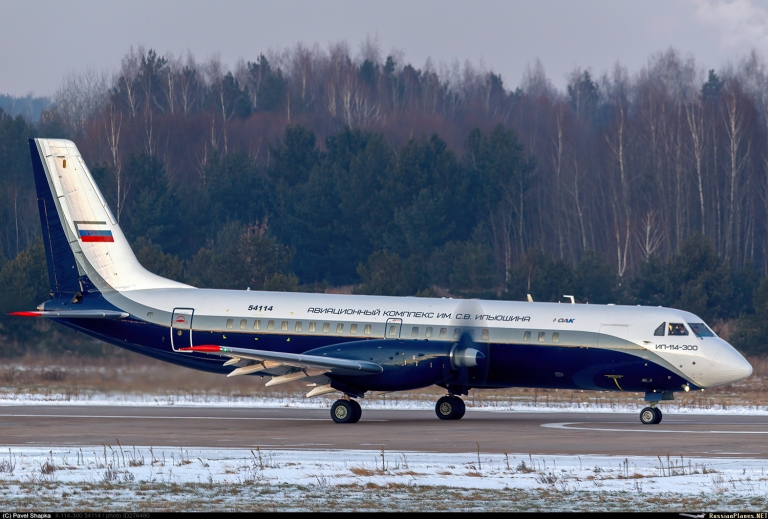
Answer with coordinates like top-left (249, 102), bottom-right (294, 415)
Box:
top-left (1, 406), bottom-right (767, 457)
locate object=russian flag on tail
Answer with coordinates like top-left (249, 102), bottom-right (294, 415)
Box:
top-left (74, 220), bottom-right (114, 243)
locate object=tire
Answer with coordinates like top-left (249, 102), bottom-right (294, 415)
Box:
top-left (652, 407), bottom-right (663, 424)
top-left (451, 397), bottom-right (466, 420)
top-left (436, 396), bottom-right (455, 420)
top-left (331, 400), bottom-right (355, 424)
top-left (640, 407), bottom-right (657, 425)
top-left (349, 399), bottom-right (362, 423)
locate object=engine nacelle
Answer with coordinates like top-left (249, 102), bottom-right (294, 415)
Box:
top-left (304, 339), bottom-right (454, 391)
top-left (450, 344), bottom-right (485, 369)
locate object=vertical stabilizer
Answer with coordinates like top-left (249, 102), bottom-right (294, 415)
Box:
top-left (30, 139), bottom-right (80, 297)
top-left (30, 139), bottom-right (191, 292)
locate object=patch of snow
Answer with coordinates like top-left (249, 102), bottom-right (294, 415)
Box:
top-left (0, 390), bottom-right (767, 416)
top-left (0, 445), bottom-right (765, 496)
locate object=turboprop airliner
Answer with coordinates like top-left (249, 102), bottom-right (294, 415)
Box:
top-left (11, 138), bottom-right (753, 424)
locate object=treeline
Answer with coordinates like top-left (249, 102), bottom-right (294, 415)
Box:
top-left (0, 94), bottom-right (50, 123)
top-left (3, 43), bottom-right (768, 355)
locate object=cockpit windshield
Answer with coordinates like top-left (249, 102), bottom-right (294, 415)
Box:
top-left (688, 322), bottom-right (715, 338)
top-left (668, 323), bottom-right (689, 336)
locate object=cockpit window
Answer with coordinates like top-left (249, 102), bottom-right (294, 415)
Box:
top-left (654, 322), bottom-right (666, 336)
top-left (668, 323), bottom-right (689, 336)
top-left (688, 323), bottom-right (715, 338)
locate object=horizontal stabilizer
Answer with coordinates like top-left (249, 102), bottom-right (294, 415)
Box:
top-left (178, 344), bottom-right (383, 375)
top-left (8, 310), bottom-right (129, 319)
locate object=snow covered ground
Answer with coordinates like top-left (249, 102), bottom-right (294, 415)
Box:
top-left (2, 391), bottom-right (767, 509)
top-left (0, 446), bottom-right (766, 511)
top-left (0, 389), bottom-right (767, 417)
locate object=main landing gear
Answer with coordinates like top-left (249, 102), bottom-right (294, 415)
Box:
top-left (331, 398), bottom-right (362, 424)
top-left (435, 395), bottom-right (466, 420)
top-left (639, 406), bottom-right (663, 425)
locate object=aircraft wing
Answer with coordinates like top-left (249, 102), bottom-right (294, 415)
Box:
top-left (8, 310), bottom-right (129, 319)
top-left (178, 345), bottom-right (383, 376)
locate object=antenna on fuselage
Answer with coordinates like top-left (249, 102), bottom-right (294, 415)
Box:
top-left (526, 294), bottom-right (534, 303)
top-left (563, 295), bottom-right (575, 304)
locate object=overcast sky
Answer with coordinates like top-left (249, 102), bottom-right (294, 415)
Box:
top-left (2, 0), bottom-right (767, 97)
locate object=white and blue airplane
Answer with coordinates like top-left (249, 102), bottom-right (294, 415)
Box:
top-left (11, 138), bottom-right (753, 424)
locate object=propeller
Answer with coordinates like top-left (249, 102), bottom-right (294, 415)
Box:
top-left (450, 331), bottom-right (486, 370)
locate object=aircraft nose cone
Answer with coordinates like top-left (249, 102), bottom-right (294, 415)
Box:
top-left (709, 344), bottom-right (752, 386)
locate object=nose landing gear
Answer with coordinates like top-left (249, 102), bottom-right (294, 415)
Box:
top-left (331, 398), bottom-right (362, 424)
top-left (435, 395), bottom-right (466, 420)
top-left (639, 406), bottom-right (663, 425)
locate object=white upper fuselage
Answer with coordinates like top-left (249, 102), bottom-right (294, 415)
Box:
top-left (105, 287), bottom-right (753, 389)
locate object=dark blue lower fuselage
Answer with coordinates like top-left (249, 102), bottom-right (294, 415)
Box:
top-left (54, 315), bottom-right (694, 395)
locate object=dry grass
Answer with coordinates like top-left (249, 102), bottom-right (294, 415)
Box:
top-left (0, 353), bottom-right (302, 395)
top-left (350, 467), bottom-right (378, 477)
top-left (0, 480), bottom-right (764, 511)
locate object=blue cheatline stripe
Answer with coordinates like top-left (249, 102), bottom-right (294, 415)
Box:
top-left (79, 230), bottom-right (113, 237)
top-left (29, 139), bottom-right (80, 294)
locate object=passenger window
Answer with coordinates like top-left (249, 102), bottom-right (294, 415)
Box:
top-left (254, 320), bottom-right (261, 330)
top-left (482, 329), bottom-right (489, 340)
top-left (281, 321), bottom-right (288, 331)
top-left (267, 320), bottom-right (275, 331)
top-left (654, 323), bottom-right (666, 336)
top-left (426, 327), bottom-right (433, 338)
top-left (336, 323), bottom-right (344, 333)
top-left (538, 332), bottom-right (546, 342)
top-left (309, 322), bottom-right (316, 332)
top-left (240, 319), bottom-right (247, 330)
top-left (295, 321), bottom-right (302, 332)
top-left (453, 328), bottom-right (461, 339)
top-left (439, 328), bottom-right (447, 338)
top-left (523, 331), bottom-right (531, 341)
top-left (226, 319), bottom-right (233, 329)
top-left (668, 323), bottom-right (689, 336)
top-left (323, 323), bottom-right (330, 332)
top-left (351, 324), bottom-right (358, 334)
top-left (412, 327), bottom-right (419, 337)
top-left (389, 325), bottom-right (397, 336)
top-left (552, 332), bottom-right (559, 343)
top-left (364, 324), bottom-right (371, 335)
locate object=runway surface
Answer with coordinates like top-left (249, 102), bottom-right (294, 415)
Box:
top-left (1, 405), bottom-right (767, 457)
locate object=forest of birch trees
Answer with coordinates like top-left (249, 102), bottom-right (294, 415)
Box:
top-left (4, 42), bottom-right (768, 354)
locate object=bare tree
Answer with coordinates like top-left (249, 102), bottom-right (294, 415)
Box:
top-left (605, 98), bottom-right (632, 276)
top-left (53, 68), bottom-right (110, 136)
top-left (722, 81), bottom-right (751, 261)
top-left (117, 47), bottom-right (141, 118)
top-left (636, 211), bottom-right (664, 259)
top-left (686, 96), bottom-right (707, 234)
top-left (104, 105), bottom-right (130, 222)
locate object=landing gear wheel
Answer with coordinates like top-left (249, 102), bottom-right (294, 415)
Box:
top-left (452, 397), bottom-right (466, 419)
top-left (349, 399), bottom-right (362, 423)
top-left (640, 407), bottom-right (657, 425)
top-left (331, 400), bottom-right (356, 424)
top-left (436, 396), bottom-right (454, 420)
top-left (652, 407), bottom-right (663, 424)
top-left (435, 396), bottom-right (466, 420)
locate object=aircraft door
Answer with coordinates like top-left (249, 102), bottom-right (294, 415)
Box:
top-left (171, 308), bottom-right (194, 351)
top-left (385, 318), bottom-right (403, 339)
top-left (597, 324), bottom-right (629, 349)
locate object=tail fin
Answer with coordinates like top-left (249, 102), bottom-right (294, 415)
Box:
top-left (30, 139), bottom-right (190, 293)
